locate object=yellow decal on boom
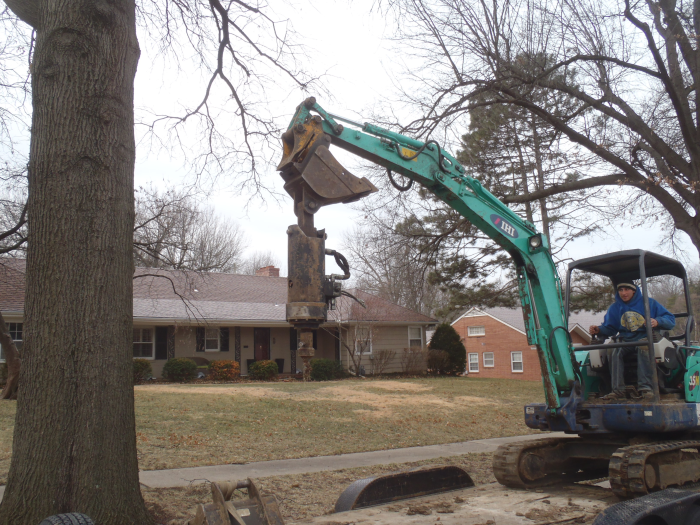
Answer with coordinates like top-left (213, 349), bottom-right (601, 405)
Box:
top-left (400, 146), bottom-right (419, 161)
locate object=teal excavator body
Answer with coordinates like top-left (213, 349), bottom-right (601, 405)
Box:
top-left (279, 98), bottom-right (700, 497)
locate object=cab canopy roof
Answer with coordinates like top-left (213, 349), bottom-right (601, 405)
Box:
top-left (568, 250), bottom-right (686, 285)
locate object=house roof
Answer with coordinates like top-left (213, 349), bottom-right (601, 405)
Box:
top-left (132, 268), bottom-right (287, 304)
top-left (328, 289), bottom-right (437, 324)
top-left (453, 306), bottom-right (602, 335)
top-left (133, 298), bottom-right (286, 323)
top-left (0, 260), bottom-right (434, 325)
top-left (0, 258), bottom-right (25, 312)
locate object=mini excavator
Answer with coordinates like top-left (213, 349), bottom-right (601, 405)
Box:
top-left (278, 98), bottom-right (700, 500)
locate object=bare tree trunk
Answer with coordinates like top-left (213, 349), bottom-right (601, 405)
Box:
top-left (0, 1), bottom-right (149, 524)
top-left (530, 115), bottom-right (551, 243)
top-left (0, 311), bottom-right (20, 400)
top-left (512, 127), bottom-right (534, 224)
top-left (339, 325), bottom-right (361, 377)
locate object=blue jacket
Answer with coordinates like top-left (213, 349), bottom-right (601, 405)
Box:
top-left (598, 288), bottom-right (675, 341)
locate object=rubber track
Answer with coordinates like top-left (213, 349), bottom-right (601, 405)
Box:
top-left (609, 440), bottom-right (700, 499)
top-left (493, 437), bottom-right (602, 489)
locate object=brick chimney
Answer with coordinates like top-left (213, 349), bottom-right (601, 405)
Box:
top-left (255, 266), bottom-right (280, 277)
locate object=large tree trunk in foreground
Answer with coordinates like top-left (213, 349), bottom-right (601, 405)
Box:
top-left (0, 1), bottom-right (149, 524)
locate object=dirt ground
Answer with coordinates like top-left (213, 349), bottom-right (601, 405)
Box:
top-left (298, 482), bottom-right (615, 525)
top-left (142, 452), bottom-right (498, 525)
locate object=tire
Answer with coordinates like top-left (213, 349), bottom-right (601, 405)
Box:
top-left (39, 513), bottom-right (94, 525)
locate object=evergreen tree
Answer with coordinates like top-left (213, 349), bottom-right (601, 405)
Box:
top-left (385, 53), bottom-right (599, 319)
top-left (429, 323), bottom-right (467, 375)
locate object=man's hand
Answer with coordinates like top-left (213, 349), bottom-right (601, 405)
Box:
top-left (643, 318), bottom-right (659, 328)
top-left (589, 325), bottom-right (600, 335)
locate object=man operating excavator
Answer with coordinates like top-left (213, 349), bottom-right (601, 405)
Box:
top-left (589, 283), bottom-right (676, 402)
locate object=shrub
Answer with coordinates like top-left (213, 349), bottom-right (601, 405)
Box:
top-left (370, 349), bottom-right (396, 375)
top-left (162, 357), bottom-right (197, 382)
top-left (310, 358), bottom-right (345, 381)
top-left (426, 349), bottom-right (450, 375)
top-left (248, 360), bottom-right (278, 381)
top-left (133, 358), bottom-right (153, 384)
top-left (209, 360), bottom-right (240, 381)
top-left (0, 362), bottom-right (7, 386)
top-left (428, 323), bottom-right (467, 375)
top-left (400, 348), bottom-right (427, 374)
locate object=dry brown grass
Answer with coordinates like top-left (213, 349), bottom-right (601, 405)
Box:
top-left (0, 377), bottom-right (543, 485)
top-left (142, 452), bottom-right (496, 525)
top-left (132, 377), bottom-right (541, 472)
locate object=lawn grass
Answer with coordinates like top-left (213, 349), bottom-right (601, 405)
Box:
top-left (0, 377), bottom-right (544, 484)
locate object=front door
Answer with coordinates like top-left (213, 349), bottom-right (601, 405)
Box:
top-left (254, 328), bottom-right (271, 361)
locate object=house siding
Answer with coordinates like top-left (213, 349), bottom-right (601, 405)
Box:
top-left (315, 328), bottom-right (338, 361)
top-left (270, 327), bottom-right (292, 373)
top-left (452, 314), bottom-right (541, 381)
top-left (233, 327), bottom-right (293, 375)
top-left (144, 323), bottom-right (428, 378)
top-left (145, 325), bottom-right (297, 377)
top-left (340, 324), bottom-right (428, 375)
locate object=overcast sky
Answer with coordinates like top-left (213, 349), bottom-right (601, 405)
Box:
top-left (128, 0), bottom-right (696, 275)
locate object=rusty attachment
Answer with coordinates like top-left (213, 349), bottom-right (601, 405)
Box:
top-left (279, 118), bottom-right (376, 381)
top-left (188, 479), bottom-right (285, 525)
top-left (298, 330), bottom-right (315, 381)
top-left (286, 225), bottom-right (327, 328)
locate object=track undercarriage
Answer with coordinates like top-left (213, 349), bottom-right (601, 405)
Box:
top-left (494, 434), bottom-right (700, 499)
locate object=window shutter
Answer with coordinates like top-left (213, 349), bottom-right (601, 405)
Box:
top-left (234, 327), bottom-right (241, 363)
top-left (167, 325), bottom-right (175, 359)
top-left (155, 326), bottom-right (168, 360)
top-left (290, 328), bottom-right (297, 374)
top-left (196, 327), bottom-right (205, 352)
top-left (220, 327), bottom-right (230, 352)
top-left (335, 328), bottom-right (340, 361)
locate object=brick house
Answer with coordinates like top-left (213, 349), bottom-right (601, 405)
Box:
top-left (0, 260), bottom-right (436, 377)
top-left (451, 307), bottom-right (601, 381)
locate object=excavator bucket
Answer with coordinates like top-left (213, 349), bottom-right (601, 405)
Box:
top-left (278, 117), bottom-right (377, 215)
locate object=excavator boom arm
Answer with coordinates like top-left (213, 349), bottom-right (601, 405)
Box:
top-left (280, 98), bottom-right (578, 409)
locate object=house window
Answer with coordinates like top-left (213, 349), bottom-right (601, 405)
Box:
top-left (468, 325), bottom-right (485, 336)
top-left (354, 325), bottom-right (372, 355)
top-left (1, 322), bottom-right (23, 362)
top-left (408, 327), bottom-right (422, 349)
top-left (468, 353), bottom-right (479, 372)
top-left (205, 327), bottom-right (220, 351)
top-left (133, 328), bottom-right (154, 359)
top-left (511, 351), bottom-right (523, 372)
top-left (483, 352), bottom-right (494, 367)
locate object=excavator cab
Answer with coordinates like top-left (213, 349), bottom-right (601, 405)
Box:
top-left (564, 250), bottom-right (697, 401)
